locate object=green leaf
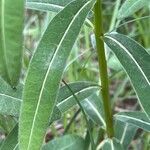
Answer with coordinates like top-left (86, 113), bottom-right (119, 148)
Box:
top-left (0, 78), bottom-right (22, 117)
top-left (104, 33), bottom-right (150, 118)
top-left (19, 0), bottom-right (96, 149)
top-left (43, 134), bottom-right (85, 150)
top-left (114, 112), bottom-right (150, 132)
top-left (57, 81), bottom-right (99, 113)
top-left (0, 0), bottom-right (24, 86)
top-left (81, 93), bottom-right (105, 126)
top-left (118, 0), bottom-right (149, 19)
top-left (26, 0), bottom-right (73, 12)
top-left (97, 138), bottom-right (123, 150)
top-left (0, 124), bottom-right (18, 150)
top-left (115, 120), bottom-right (137, 149)
top-left (0, 80), bottom-right (97, 121)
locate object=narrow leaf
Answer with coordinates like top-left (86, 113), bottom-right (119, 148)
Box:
top-left (19, 0), bottom-right (96, 149)
top-left (57, 81), bottom-right (99, 113)
top-left (115, 120), bottom-right (137, 149)
top-left (114, 112), bottom-right (150, 132)
top-left (43, 135), bottom-right (85, 150)
top-left (97, 138), bottom-right (123, 150)
top-left (0, 78), bottom-right (22, 117)
top-left (118, 0), bottom-right (149, 19)
top-left (0, 0), bottom-right (24, 86)
top-left (26, 0), bottom-right (73, 12)
top-left (81, 93), bottom-right (105, 126)
top-left (0, 124), bottom-right (18, 150)
top-left (104, 33), bottom-right (150, 118)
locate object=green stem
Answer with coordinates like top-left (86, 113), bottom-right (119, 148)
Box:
top-left (94, 0), bottom-right (114, 138)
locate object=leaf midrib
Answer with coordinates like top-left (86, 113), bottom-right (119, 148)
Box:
top-left (115, 114), bottom-right (150, 126)
top-left (57, 86), bottom-right (98, 106)
top-left (0, 93), bottom-right (22, 101)
top-left (83, 98), bottom-right (106, 126)
top-left (105, 35), bottom-right (150, 86)
top-left (26, 1), bottom-right (92, 149)
top-left (26, 2), bottom-right (64, 10)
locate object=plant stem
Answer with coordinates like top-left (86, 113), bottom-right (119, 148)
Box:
top-left (94, 0), bottom-right (114, 138)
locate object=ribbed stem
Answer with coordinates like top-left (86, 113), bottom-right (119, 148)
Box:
top-left (94, 0), bottom-right (114, 138)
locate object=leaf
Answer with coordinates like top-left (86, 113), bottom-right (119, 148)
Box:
top-left (97, 138), bottom-right (123, 150)
top-left (57, 81), bottom-right (99, 113)
top-left (0, 80), bottom-right (97, 121)
top-left (114, 112), bottom-right (150, 132)
top-left (115, 120), bottom-right (137, 149)
top-left (0, 124), bottom-right (18, 150)
top-left (104, 33), bottom-right (150, 118)
top-left (81, 93), bottom-right (105, 126)
top-left (0, 78), bottom-right (22, 117)
top-left (19, 0), bottom-right (96, 149)
top-left (26, 0), bottom-right (73, 12)
top-left (118, 0), bottom-right (149, 19)
top-left (0, 0), bottom-right (24, 86)
top-left (43, 134), bottom-right (85, 150)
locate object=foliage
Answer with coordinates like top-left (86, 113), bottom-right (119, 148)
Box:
top-left (0, 0), bottom-right (150, 150)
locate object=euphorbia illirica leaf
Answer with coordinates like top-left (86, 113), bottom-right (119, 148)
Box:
top-left (43, 135), bottom-right (86, 150)
top-left (114, 112), bottom-right (150, 132)
top-left (97, 138), bottom-right (123, 150)
top-left (104, 33), bottom-right (150, 118)
top-left (115, 120), bottom-right (137, 149)
top-left (26, 0), bottom-right (73, 12)
top-left (118, 0), bottom-right (149, 19)
top-left (0, 78), bottom-right (22, 117)
top-left (19, 0), bottom-right (96, 149)
top-left (0, 124), bottom-right (18, 150)
top-left (0, 0), bottom-right (24, 86)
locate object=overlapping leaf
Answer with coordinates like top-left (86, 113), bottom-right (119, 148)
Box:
top-left (57, 81), bottom-right (98, 113)
top-left (81, 93), bottom-right (105, 126)
top-left (104, 33), bottom-right (150, 118)
top-left (0, 0), bottom-right (24, 86)
top-left (0, 78), bottom-right (22, 117)
top-left (0, 124), bottom-right (18, 150)
top-left (115, 120), bottom-right (137, 149)
top-left (118, 0), bottom-right (149, 19)
top-left (26, 0), bottom-right (73, 12)
top-left (0, 80), bottom-right (97, 121)
top-left (114, 112), bottom-right (150, 132)
top-left (43, 135), bottom-right (85, 150)
top-left (19, 0), bottom-right (96, 149)
top-left (97, 138), bottom-right (123, 150)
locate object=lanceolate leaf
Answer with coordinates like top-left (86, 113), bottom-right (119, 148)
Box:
top-left (97, 138), bottom-right (123, 150)
top-left (81, 93), bottom-right (105, 126)
top-left (0, 0), bottom-right (24, 86)
top-left (57, 81), bottom-right (99, 113)
top-left (19, 0), bottom-right (96, 149)
top-left (0, 124), bottom-right (18, 150)
top-left (115, 120), bottom-right (137, 149)
top-left (114, 112), bottom-right (150, 132)
top-left (0, 78), bottom-right (22, 117)
top-left (42, 135), bottom-right (86, 150)
top-left (104, 33), bottom-right (150, 118)
top-left (26, 0), bottom-right (73, 12)
top-left (118, 0), bottom-right (149, 19)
